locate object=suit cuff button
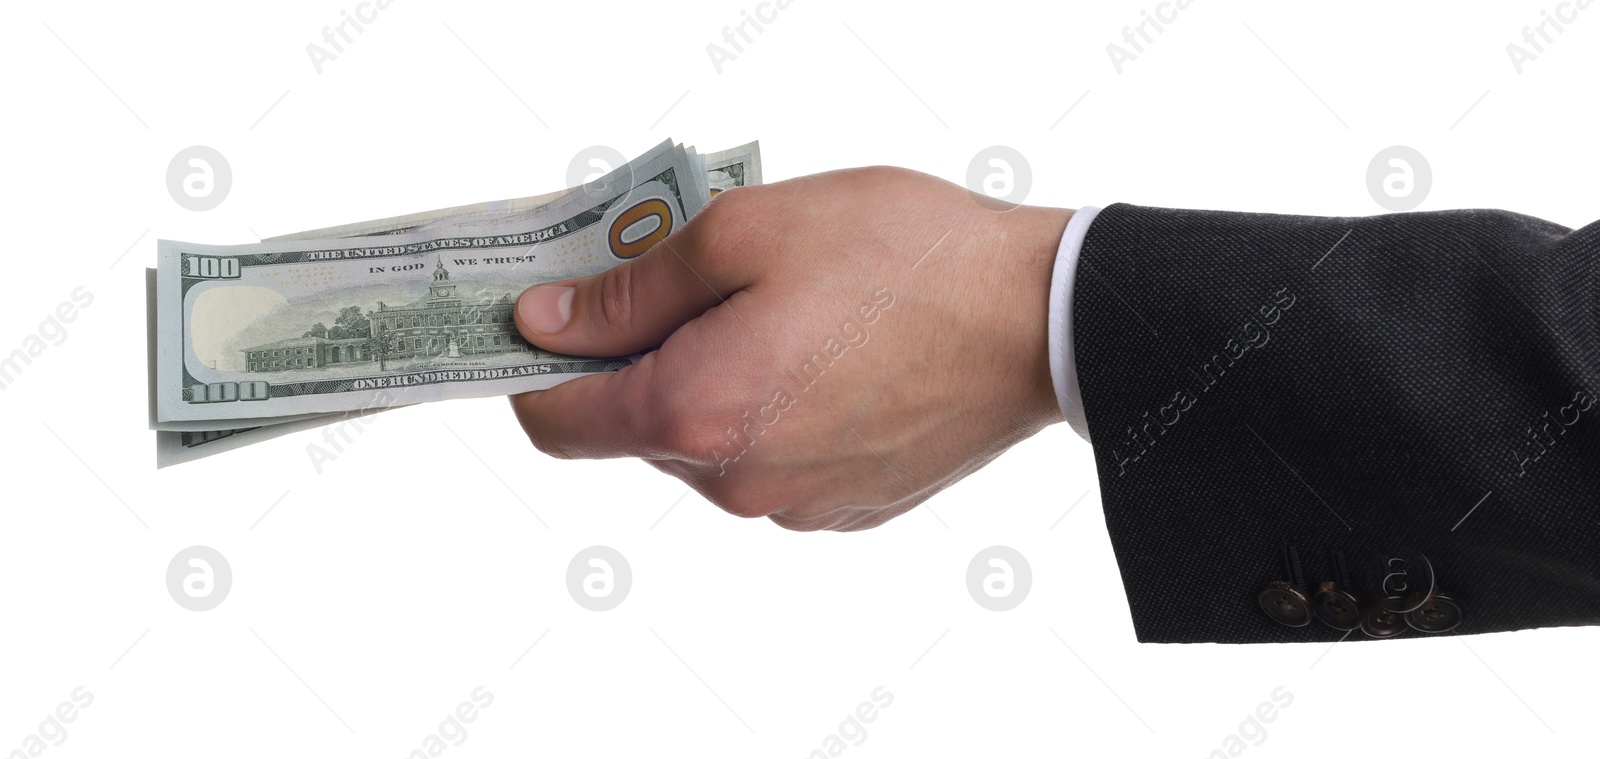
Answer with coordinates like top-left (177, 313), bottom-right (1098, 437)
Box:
top-left (1258, 581), bottom-right (1313, 627)
top-left (1361, 595), bottom-right (1410, 638)
top-left (1404, 591), bottom-right (1463, 633)
top-left (1313, 581), bottom-right (1362, 631)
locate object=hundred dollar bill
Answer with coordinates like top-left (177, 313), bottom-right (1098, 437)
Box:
top-left (152, 140), bottom-right (707, 432)
top-left (149, 269), bottom-right (416, 466)
top-left (206, 141), bottom-right (754, 430)
top-left (155, 140), bottom-right (704, 424)
top-left (701, 141), bottom-right (762, 196)
top-left (153, 141), bottom-right (761, 465)
top-left (155, 407), bottom-right (394, 468)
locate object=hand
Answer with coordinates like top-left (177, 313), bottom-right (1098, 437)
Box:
top-left (509, 166), bottom-right (1072, 531)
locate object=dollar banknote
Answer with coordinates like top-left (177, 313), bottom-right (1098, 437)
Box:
top-left (146, 267), bottom-right (417, 466)
top-left (153, 140), bottom-right (761, 466)
top-left (155, 139), bottom-right (702, 424)
top-left (700, 142), bottom-right (763, 196)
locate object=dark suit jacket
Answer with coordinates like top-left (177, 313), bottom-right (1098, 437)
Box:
top-left (1072, 204), bottom-right (1600, 643)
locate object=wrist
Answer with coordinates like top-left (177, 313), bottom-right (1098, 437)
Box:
top-left (1003, 205), bottom-right (1075, 431)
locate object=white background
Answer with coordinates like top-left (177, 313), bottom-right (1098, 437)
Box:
top-left (3, 0), bottom-right (1597, 756)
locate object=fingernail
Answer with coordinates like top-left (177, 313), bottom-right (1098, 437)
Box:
top-left (519, 285), bottom-right (574, 334)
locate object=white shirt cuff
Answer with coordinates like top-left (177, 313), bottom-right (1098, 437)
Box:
top-left (1048, 205), bottom-right (1101, 442)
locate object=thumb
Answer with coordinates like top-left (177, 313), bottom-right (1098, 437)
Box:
top-left (513, 232), bottom-right (748, 357)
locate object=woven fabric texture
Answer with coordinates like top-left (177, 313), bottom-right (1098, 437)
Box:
top-left (1072, 203), bottom-right (1600, 643)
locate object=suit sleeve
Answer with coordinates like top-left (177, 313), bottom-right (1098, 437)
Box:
top-left (1071, 203), bottom-right (1600, 643)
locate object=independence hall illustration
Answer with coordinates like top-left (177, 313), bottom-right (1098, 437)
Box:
top-left (242, 258), bottom-right (529, 372)
top-left (242, 335), bottom-right (369, 372)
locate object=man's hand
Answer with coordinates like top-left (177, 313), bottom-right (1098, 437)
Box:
top-left (509, 166), bottom-right (1071, 531)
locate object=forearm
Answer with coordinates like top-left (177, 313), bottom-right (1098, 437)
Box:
top-left (1069, 203), bottom-right (1600, 642)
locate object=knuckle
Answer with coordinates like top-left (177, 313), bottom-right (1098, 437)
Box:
top-left (713, 484), bottom-right (773, 520)
top-left (693, 470), bottom-right (777, 520)
top-left (651, 406), bottom-right (722, 460)
top-left (769, 515), bottom-right (816, 532)
top-left (593, 264), bottom-right (635, 334)
top-left (768, 509), bottom-right (846, 532)
top-left (524, 428), bottom-right (572, 460)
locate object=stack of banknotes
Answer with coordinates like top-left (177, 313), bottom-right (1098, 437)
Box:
top-left (148, 140), bottom-right (761, 467)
